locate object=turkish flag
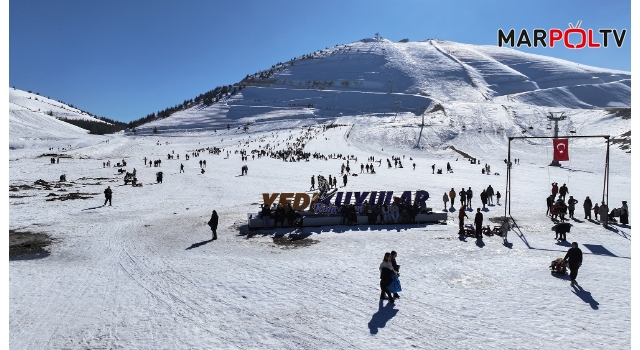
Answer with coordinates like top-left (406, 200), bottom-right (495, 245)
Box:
top-left (553, 138), bottom-right (569, 161)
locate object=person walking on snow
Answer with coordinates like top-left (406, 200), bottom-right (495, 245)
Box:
top-left (390, 251), bottom-right (401, 299)
top-left (208, 210), bottom-right (219, 240)
top-left (564, 242), bottom-right (583, 287)
top-left (496, 191), bottom-right (501, 205)
top-left (310, 175), bottom-right (315, 190)
top-left (180, 163), bottom-right (184, 173)
top-left (466, 187), bottom-right (473, 208)
top-left (103, 186), bottom-right (112, 206)
top-left (546, 195), bottom-right (554, 216)
top-left (443, 192), bottom-right (449, 210)
top-left (379, 252), bottom-right (397, 302)
top-left (343, 174), bottom-right (348, 187)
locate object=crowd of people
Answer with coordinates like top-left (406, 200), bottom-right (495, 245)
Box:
top-left (546, 182), bottom-right (629, 228)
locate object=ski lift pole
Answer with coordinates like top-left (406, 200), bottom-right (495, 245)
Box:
top-left (603, 136), bottom-right (610, 206)
top-left (506, 137), bottom-right (512, 217)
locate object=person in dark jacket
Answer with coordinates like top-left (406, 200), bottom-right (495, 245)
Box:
top-left (390, 251), bottom-right (401, 299)
top-left (474, 208), bottom-right (483, 239)
top-left (285, 203), bottom-right (296, 227)
top-left (552, 222), bottom-right (571, 241)
top-left (458, 188), bottom-right (467, 207)
top-left (486, 185), bottom-right (494, 205)
top-left (567, 196), bottom-right (578, 219)
top-left (379, 252), bottom-right (396, 302)
top-left (458, 206), bottom-right (468, 234)
top-left (480, 190), bottom-right (488, 209)
top-left (260, 204), bottom-right (272, 229)
top-left (559, 183), bottom-right (569, 201)
top-left (546, 195), bottom-right (554, 216)
top-left (583, 196), bottom-right (592, 219)
top-left (343, 174), bottom-right (348, 187)
top-left (564, 242), bottom-right (583, 287)
top-left (103, 186), bottom-right (112, 206)
top-left (208, 210), bottom-right (219, 240)
top-left (466, 187), bottom-right (473, 209)
top-left (620, 201), bottom-right (629, 225)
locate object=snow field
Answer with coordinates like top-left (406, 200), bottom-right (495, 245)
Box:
top-left (10, 122), bottom-right (630, 349)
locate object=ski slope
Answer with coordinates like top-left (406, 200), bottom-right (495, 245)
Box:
top-left (133, 39), bottom-right (629, 141)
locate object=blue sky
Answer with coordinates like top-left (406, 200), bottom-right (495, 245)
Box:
top-left (10, 0), bottom-right (631, 123)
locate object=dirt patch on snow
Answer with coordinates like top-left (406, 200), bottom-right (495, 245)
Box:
top-left (45, 192), bottom-right (94, 201)
top-left (9, 230), bottom-right (54, 260)
top-left (273, 233), bottom-right (319, 248)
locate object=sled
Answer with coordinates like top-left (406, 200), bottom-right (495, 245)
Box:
top-left (549, 258), bottom-right (567, 275)
top-left (463, 224), bottom-right (475, 236)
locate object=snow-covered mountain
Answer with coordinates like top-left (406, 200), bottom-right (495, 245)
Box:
top-left (136, 38), bottom-right (630, 151)
top-left (8, 88), bottom-right (114, 148)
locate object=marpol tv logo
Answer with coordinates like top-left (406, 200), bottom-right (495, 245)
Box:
top-left (498, 21), bottom-right (626, 49)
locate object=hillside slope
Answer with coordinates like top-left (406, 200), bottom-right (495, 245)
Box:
top-left (134, 39), bottom-right (629, 154)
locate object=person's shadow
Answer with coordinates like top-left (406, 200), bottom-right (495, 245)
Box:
top-left (572, 284), bottom-right (599, 310)
top-left (186, 239), bottom-right (214, 250)
top-left (367, 300), bottom-right (398, 334)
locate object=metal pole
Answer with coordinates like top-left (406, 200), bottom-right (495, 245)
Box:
top-left (506, 138), bottom-right (511, 217)
top-left (605, 137), bottom-right (610, 206)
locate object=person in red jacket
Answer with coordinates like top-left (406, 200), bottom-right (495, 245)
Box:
top-left (458, 205), bottom-right (469, 234)
top-left (551, 182), bottom-right (559, 199)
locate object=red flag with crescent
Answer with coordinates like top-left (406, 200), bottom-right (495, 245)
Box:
top-left (553, 138), bottom-right (569, 161)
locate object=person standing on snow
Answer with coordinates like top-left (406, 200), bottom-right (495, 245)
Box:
top-left (458, 205), bottom-right (468, 234)
top-left (379, 252), bottom-right (396, 302)
top-left (474, 208), bottom-right (483, 239)
top-left (103, 186), bottom-right (113, 206)
top-left (459, 188), bottom-right (467, 207)
top-left (443, 192), bottom-right (449, 210)
top-left (208, 210), bottom-right (219, 240)
top-left (593, 202), bottom-right (600, 221)
top-left (390, 251), bottom-right (401, 299)
top-left (310, 175), bottom-right (315, 190)
top-left (559, 183), bottom-right (569, 201)
top-left (466, 187), bottom-right (473, 209)
top-left (567, 196), bottom-right (578, 219)
top-left (343, 174), bottom-right (348, 187)
top-left (551, 182), bottom-right (559, 199)
top-left (486, 185), bottom-right (495, 205)
top-left (480, 189), bottom-right (488, 209)
top-left (500, 218), bottom-right (510, 243)
top-left (583, 196), bottom-right (593, 220)
top-left (564, 242), bottom-right (583, 287)
top-left (620, 201), bottom-right (629, 225)
top-left (496, 191), bottom-right (501, 205)
top-left (598, 202), bottom-right (609, 226)
top-left (449, 188), bottom-right (456, 206)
